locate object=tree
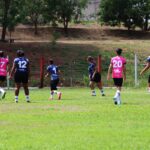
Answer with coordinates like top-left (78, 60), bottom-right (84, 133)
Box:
top-left (46, 0), bottom-right (89, 34)
top-left (0, 0), bottom-right (24, 41)
top-left (24, 0), bottom-right (46, 35)
top-left (99, 0), bottom-right (150, 31)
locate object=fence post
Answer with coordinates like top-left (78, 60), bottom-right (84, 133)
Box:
top-left (97, 55), bottom-right (102, 73)
top-left (39, 57), bottom-right (45, 88)
top-left (134, 53), bottom-right (138, 86)
top-left (7, 55), bottom-right (10, 89)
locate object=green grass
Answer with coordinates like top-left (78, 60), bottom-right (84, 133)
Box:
top-left (0, 88), bottom-right (150, 150)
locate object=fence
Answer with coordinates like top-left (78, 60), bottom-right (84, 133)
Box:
top-left (4, 53), bottom-right (150, 88)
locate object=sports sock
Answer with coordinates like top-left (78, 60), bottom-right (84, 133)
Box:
top-left (26, 95), bottom-right (30, 101)
top-left (92, 90), bottom-right (96, 96)
top-left (50, 91), bottom-right (54, 99)
top-left (100, 89), bottom-right (105, 95)
top-left (15, 96), bottom-right (18, 102)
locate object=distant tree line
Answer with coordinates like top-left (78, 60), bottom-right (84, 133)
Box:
top-left (0, 0), bottom-right (88, 41)
top-left (99, 0), bottom-right (150, 31)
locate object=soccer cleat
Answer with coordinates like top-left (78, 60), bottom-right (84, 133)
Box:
top-left (58, 92), bottom-right (62, 100)
top-left (26, 100), bottom-right (30, 103)
top-left (2, 91), bottom-right (6, 99)
top-left (15, 100), bottom-right (18, 103)
top-left (113, 97), bottom-right (118, 105)
top-left (102, 93), bottom-right (105, 96)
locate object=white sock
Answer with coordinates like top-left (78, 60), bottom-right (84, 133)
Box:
top-left (26, 95), bottom-right (30, 101)
top-left (15, 96), bottom-right (18, 101)
top-left (50, 91), bottom-right (54, 99)
top-left (100, 89), bottom-right (104, 94)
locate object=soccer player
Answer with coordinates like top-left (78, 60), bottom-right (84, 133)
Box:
top-left (107, 48), bottom-right (126, 105)
top-left (140, 56), bottom-right (150, 92)
top-left (0, 50), bottom-right (9, 99)
top-left (45, 59), bottom-right (62, 100)
top-left (10, 50), bottom-right (30, 103)
top-left (87, 56), bottom-right (105, 96)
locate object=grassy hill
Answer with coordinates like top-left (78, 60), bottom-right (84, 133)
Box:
top-left (0, 25), bottom-right (149, 87)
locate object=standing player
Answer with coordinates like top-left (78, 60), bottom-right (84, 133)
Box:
top-left (107, 48), bottom-right (126, 105)
top-left (87, 56), bottom-right (105, 96)
top-left (0, 50), bottom-right (9, 99)
top-left (140, 56), bottom-right (150, 92)
top-left (45, 59), bottom-right (62, 100)
top-left (10, 50), bottom-right (30, 103)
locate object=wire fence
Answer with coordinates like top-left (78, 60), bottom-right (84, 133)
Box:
top-left (3, 53), bottom-right (150, 88)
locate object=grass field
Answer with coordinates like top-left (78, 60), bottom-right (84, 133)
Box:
top-left (0, 87), bottom-right (150, 150)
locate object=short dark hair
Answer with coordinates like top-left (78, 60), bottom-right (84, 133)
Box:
top-left (0, 51), bottom-right (4, 57)
top-left (49, 59), bottom-right (54, 64)
top-left (116, 48), bottom-right (122, 55)
top-left (87, 56), bottom-right (94, 62)
top-left (17, 50), bottom-right (24, 57)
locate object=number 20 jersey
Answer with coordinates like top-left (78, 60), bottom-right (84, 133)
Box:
top-left (14, 57), bottom-right (29, 73)
top-left (111, 56), bottom-right (126, 78)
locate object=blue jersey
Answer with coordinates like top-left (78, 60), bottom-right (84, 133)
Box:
top-left (14, 57), bottom-right (29, 73)
top-left (147, 56), bottom-right (150, 63)
top-left (47, 65), bottom-right (59, 80)
top-left (88, 62), bottom-right (96, 76)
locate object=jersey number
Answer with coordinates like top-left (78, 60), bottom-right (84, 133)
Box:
top-left (0, 62), bottom-right (5, 68)
top-left (18, 61), bottom-right (27, 69)
top-left (52, 67), bottom-right (57, 74)
top-left (113, 60), bottom-right (122, 68)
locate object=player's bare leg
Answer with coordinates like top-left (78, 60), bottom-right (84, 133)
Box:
top-left (15, 83), bottom-right (21, 103)
top-left (90, 81), bottom-right (96, 96)
top-left (114, 86), bottom-right (121, 105)
top-left (0, 81), bottom-right (6, 99)
top-left (97, 82), bottom-right (105, 96)
top-left (148, 82), bottom-right (150, 92)
top-left (23, 83), bottom-right (30, 102)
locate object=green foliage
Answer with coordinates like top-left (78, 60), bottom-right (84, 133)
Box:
top-left (99, 0), bottom-right (150, 31)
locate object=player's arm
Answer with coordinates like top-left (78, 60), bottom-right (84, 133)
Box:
top-left (107, 63), bottom-right (112, 80)
top-left (140, 62), bottom-right (150, 75)
top-left (123, 64), bottom-right (126, 81)
top-left (45, 70), bottom-right (50, 78)
top-left (10, 62), bottom-right (15, 78)
top-left (27, 62), bottom-right (30, 78)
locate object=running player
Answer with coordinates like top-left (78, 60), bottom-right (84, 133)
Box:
top-left (87, 56), bottom-right (105, 96)
top-left (107, 48), bottom-right (126, 105)
top-left (0, 50), bottom-right (9, 99)
top-left (45, 59), bottom-right (62, 100)
top-left (10, 50), bottom-right (30, 103)
top-left (140, 56), bottom-right (150, 92)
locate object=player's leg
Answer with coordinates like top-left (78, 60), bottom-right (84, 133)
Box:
top-left (148, 75), bottom-right (150, 92)
top-left (55, 79), bottom-right (62, 100)
top-left (15, 83), bottom-right (21, 103)
top-left (0, 76), bottom-right (7, 99)
top-left (113, 78), bottom-right (123, 105)
top-left (22, 73), bottom-right (30, 102)
top-left (22, 83), bottom-right (30, 102)
top-left (89, 81), bottom-right (96, 96)
top-left (49, 80), bottom-right (55, 100)
top-left (94, 72), bottom-right (105, 96)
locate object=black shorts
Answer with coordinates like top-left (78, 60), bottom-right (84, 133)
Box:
top-left (90, 72), bottom-right (101, 83)
top-left (148, 75), bottom-right (150, 83)
top-left (50, 79), bottom-right (59, 90)
top-left (0, 76), bottom-right (6, 82)
top-left (14, 72), bottom-right (29, 84)
top-left (113, 78), bottom-right (123, 87)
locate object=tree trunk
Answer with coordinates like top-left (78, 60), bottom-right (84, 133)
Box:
top-left (144, 14), bottom-right (149, 31)
top-left (63, 18), bottom-right (68, 36)
top-left (1, 0), bottom-right (10, 41)
top-left (34, 21), bottom-right (38, 35)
